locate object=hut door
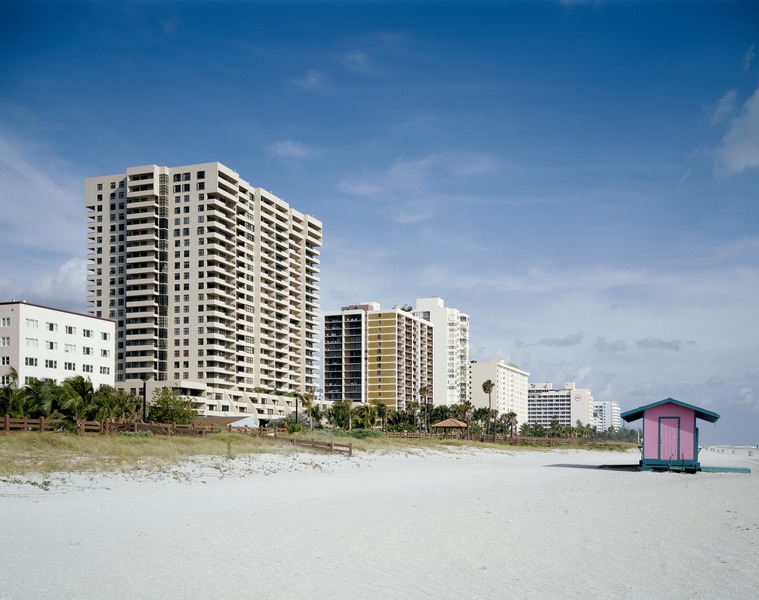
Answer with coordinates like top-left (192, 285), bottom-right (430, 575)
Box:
top-left (659, 417), bottom-right (680, 461)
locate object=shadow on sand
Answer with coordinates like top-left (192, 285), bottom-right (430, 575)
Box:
top-left (545, 463), bottom-right (641, 472)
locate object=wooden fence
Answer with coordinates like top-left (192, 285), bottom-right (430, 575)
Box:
top-left (385, 430), bottom-right (590, 446)
top-left (229, 424), bottom-right (352, 457)
top-left (1, 416), bottom-right (352, 457)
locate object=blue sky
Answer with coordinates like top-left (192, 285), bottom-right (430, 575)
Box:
top-left (1, 1), bottom-right (757, 444)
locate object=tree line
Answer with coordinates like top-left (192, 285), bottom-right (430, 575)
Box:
top-left (0, 368), bottom-right (197, 429)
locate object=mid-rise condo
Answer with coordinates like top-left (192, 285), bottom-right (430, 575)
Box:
top-left (469, 358), bottom-right (529, 426)
top-left (527, 381), bottom-right (594, 427)
top-left (0, 301), bottom-right (115, 388)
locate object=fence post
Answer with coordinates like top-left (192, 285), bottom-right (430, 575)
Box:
top-left (4, 414), bottom-right (9, 433)
top-left (347, 443), bottom-right (352, 458)
top-left (39, 416), bottom-right (45, 433)
top-left (330, 441), bottom-right (334, 453)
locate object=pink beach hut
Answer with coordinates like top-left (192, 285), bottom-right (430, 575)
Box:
top-left (621, 398), bottom-right (720, 472)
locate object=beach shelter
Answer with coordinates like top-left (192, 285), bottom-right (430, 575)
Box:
top-left (431, 418), bottom-right (468, 438)
top-left (621, 398), bottom-right (720, 472)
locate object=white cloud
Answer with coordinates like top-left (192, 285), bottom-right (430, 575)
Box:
top-left (293, 69), bottom-right (328, 92)
top-left (710, 89), bottom-right (736, 125)
top-left (265, 140), bottom-right (316, 160)
top-left (743, 44), bottom-right (755, 72)
top-left (339, 50), bottom-right (371, 72)
top-left (715, 87), bottom-right (759, 173)
top-left (24, 258), bottom-right (88, 312)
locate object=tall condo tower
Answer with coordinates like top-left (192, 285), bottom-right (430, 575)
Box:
top-left (413, 297), bottom-right (470, 406)
top-left (85, 162), bottom-right (322, 419)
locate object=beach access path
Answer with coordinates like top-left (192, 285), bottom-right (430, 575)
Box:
top-left (1, 447), bottom-right (757, 600)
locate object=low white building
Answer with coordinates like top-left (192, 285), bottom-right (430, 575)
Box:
top-left (593, 400), bottom-right (622, 432)
top-left (0, 301), bottom-right (115, 388)
top-left (469, 359), bottom-right (529, 426)
top-left (527, 381), bottom-right (594, 427)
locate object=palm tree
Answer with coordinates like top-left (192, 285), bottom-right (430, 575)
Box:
top-left (1, 367), bottom-right (21, 416)
top-left (503, 411), bottom-right (518, 441)
top-left (352, 403), bottom-right (377, 429)
top-left (482, 380), bottom-right (495, 440)
top-left (370, 399), bottom-right (387, 431)
top-left (406, 400), bottom-right (419, 432)
top-left (430, 404), bottom-right (451, 425)
top-left (300, 391), bottom-right (315, 431)
top-left (308, 404), bottom-right (322, 429)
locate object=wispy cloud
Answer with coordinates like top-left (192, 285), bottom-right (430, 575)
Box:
top-left (715, 87), bottom-right (759, 173)
top-left (536, 331), bottom-right (584, 347)
top-left (710, 89), bottom-right (736, 125)
top-left (744, 44), bottom-right (755, 72)
top-left (293, 69), bottom-right (328, 92)
top-left (636, 337), bottom-right (682, 351)
top-left (265, 140), bottom-right (317, 160)
top-left (595, 337), bottom-right (626, 353)
top-left (338, 50), bottom-right (371, 73)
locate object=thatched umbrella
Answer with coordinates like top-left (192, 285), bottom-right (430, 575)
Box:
top-left (431, 417), bottom-right (468, 438)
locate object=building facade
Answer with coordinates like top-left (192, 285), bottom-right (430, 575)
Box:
top-left (468, 359), bottom-right (529, 426)
top-left (0, 301), bottom-right (115, 388)
top-left (323, 303), bottom-right (434, 412)
top-left (85, 162), bottom-right (322, 419)
top-left (593, 400), bottom-right (622, 432)
top-left (413, 297), bottom-right (470, 406)
top-left (527, 381), bottom-right (594, 427)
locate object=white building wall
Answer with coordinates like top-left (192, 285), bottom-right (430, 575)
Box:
top-left (527, 381), bottom-right (594, 427)
top-left (593, 400), bottom-right (622, 431)
top-left (0, 302), bottom-right (115, 388)
top-left (469, 358), bottom-right (529, 426)
top-left (414, 297), bottom-right (470, 406)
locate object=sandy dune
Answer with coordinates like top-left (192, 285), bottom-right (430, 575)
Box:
top-left (1, 447), bottom-right (757, 599)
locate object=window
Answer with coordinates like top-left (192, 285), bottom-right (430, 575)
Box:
top-left (83, 346), bottom-right (93, 355)
top-left (83, 364), bottom-right (93, 373)
top-left (65, 344), bottom-right (76, 353)
top-left (1, 356), bottom-right (9, 365)
top-left (64, 362), bottom-right (76, 371)
top-left (97, 183), bottom-right (103, 191)
top-left (100, 366), bottom-right (110, 375)
top-left (196, 170), bottom-right (205, 179)
top-left (45, 359), bottom-right (57, 369)
top-left (101, 332), bottom-right (110, 341)
top-left (47, 322), bottom-right (58, 332)
top-left (101, 349), bottom-right (110, 358)
top-left (65, 325), bottom-right (76, 335)
top-left (1, 317), bottom-right (10, 327)
top-left (46, 341), bottom-right (57, 350)
top-left (25, 338), bottom-right (38, 348)
top-left (25, 357), bottom-right (38, 366)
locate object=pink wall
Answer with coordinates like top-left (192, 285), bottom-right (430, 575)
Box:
top-left (643, 403), bottom-right (696, 461)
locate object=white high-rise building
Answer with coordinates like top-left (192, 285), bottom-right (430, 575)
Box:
top-left (469, 359), bottom-right (529, 426)
top-left (413, 297), bottom-right (469, 406)
top-left (0, 301), bottom-right (115, 388)
top-left (527, 382), bottom-right (594, 427)
top-left (593, 400), bottom-right (622, 432)
top-left (85, 162), bottom-right (322, 419)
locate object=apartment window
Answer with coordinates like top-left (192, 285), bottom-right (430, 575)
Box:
top-left (182, 172), bottom-right (190, 181)
top-left (110, 181), bottom-right (116, 189)
top-left (197, 227), bottom-right (205, 235)
top-left (25, 357), bottom-right (38, 367)
top-left (183, 184), bottom-right (190, 192)
top-left (64, 362), bottom-right (76, 371)
top-left (83, 347), bottom-right (93, 355)
top-left (0, 318), bottom-right (10, 327)
top-left (64, 344), bottom-right (76, 353)
top-left (196, 170), bottom-right (205, 179)
top-left (197, 182), bottom-right (205, 191)
top-left (100, 366), bottom-right (110, 375)
top-left (173, 174), bottom-right (181, 182)
top-left (97, 183), bottom-right (103, 191)
top-left (101, 349), bottom-right (110, 358)
top-left (101, 332), bottom-right (110, 341)
top-left (1, 356), bottom-right (9, 365)
top-left (45, 359), bottom-right (57, 368)
top-left (47, 322), bottom-right (58, 332)
top-left (174, 185), bottom-right (181, 193)
top-left (46, 341), bottom-right (57, 350)
top-left (83, 364), bottom-right (93, 373)
top-left (25, 338), bottom-right (38, 348)
top-left (65, 325), bottom-right (76, 335)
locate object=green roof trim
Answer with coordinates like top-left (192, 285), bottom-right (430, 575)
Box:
top-left (621, 397), bottom-right (720, 424)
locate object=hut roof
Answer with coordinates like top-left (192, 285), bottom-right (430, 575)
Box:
top-left (621, 397), bottom-right (720, 424)
top-left (431, 418), bottom-right (468, 429)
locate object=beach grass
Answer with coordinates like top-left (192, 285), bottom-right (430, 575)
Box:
top-left (0, 430), bottom-right (636, 477)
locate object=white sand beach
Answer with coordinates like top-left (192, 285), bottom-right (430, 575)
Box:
top-left (1, 447), bottom-right (758, 600)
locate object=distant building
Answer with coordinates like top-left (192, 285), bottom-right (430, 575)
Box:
top-left (469, 359), bottom-right (529, 426)
top-left (85, 162), bottom-right (322, 420)
top-left (0, 301), bottom-right (115, 388)
top-left (527, 382), bottom-right (594, 427)
top-left (593, 400), bottom-right (622, 432)
top-left (413, 297), bottom-right (470, 406)
top-left (323, 302), bottom-right (433, 412)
